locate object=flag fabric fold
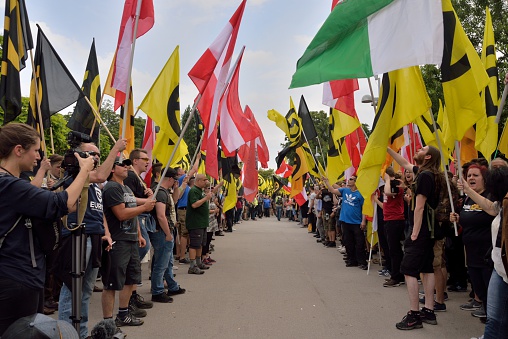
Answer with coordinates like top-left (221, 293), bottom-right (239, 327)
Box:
top-left (67, 39), bottom-right (101, 142)
top-left (290, 0), bottom-right (443, 88)
top-left (0, 0), bottom-right (33, 123)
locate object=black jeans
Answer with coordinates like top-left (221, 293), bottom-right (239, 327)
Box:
top-left (342, 222), bottom-right (367, 265)
top-left (384, 220), bottom-right (405, 282)
top-left (469, 266), bottom-right (493, 315)
top-left (0, 277), bottom-right (43, 335)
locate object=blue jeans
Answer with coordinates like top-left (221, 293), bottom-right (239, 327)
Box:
top-left (276, 206), bottom-right (282, 220)
top-left (58, 237), bottom-right (99, 339)
top-left (148, 231), bottom-right (178, 295)
top-left (138, 215), bottom-right (151, 261)
top-left (484, 269), bottom-right (508, 339)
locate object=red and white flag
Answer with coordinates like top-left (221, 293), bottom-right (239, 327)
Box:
top-left (219, 48), bottom-right (257, 156)
top-left (112, 0), bottom-right (154, 111)
top-left (244, 105), bottom-right (269, 168)
top-left (401, 123), bottom-right (423, 163)
top-left (294, 186), bottom-right (308, 206)
top-left (140, 116), bottom-right (155, 187)
top-left (242, 141), bottom-right (258, 203)
top-left (346, 126), bottom-right (367, 173)
top-left (188, 0), bottom-right (246, 179)
top-left (275, 159), bottom-right (293, 178)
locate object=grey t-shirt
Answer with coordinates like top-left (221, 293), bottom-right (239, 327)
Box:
top-left (103, 181), bottom-right (138, 242)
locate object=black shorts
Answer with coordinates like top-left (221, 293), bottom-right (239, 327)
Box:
top-left (103, 241), bottom-right (141, 290)
top-left (188, 228), bottom-right (207, 249)
top-left (400, 237), bottom-right (434, 278)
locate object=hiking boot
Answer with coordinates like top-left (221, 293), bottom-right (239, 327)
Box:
top-left (128, 302), bottom-right (147, 318)
top-left (115, 313), bottom-right (144, 327)
top-left (358, 264), bottom-right (368, 270)
top-left (383, 279), bottom-right (401, 287)
top-left (420, 307), bottom-right (437, 325)
top-left (151, 293), bottom-right (173, 303)
top-left (179, 258), bottom-right (191, 264)
top-left (395, 311), bottom-right (423, 330)
top-left (188, 266), bottom-right (205, 275)
top-left (130, 293), bottom-right (153, 309)
top-left (167, 287), bottom-right (186, 296)
top-left (433, 301), bottom-right (446, 312)
top-left (197, 263), bottom-right (210, 270)
top-left (460, 299), bottom-right (482, 311)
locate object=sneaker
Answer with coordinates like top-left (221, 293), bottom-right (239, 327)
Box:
top-left (115, 313), bottom-right (144, 327)
top-left (471, 307), bottom-right (486, 319)
top-left (167, 287), bottom-right (186, 296)
top-left (151, 293), bottom-right (173, 303)
top-left (136, 282), bottom-right (143, 287)
top-left (188, 266), bottom-right (205, 275)
top-left (383, 279), bottom-right (401, 287)
top-left (326, 241), bottom-right (336, 248)
top-left (358, 264), bottom-right (368, 270)
top-left (345, 261), bottom-right (358, 267)
top-left (433, 301), bottom-right (446, 312)
top-left (207, 258), bottom-right (216, 263)
top-left (130, 293), bottom-right (153, 309)
top-left (128, 302), bottom-right (147, 318)
top-left (378, 269), bottom-right (391, 278)
top-left (395, 311), bottom-right (423, 330)
top-left (460, 299), bottom-right (482, 311)
top-left (338, 247), bottom-right (347, 254)
top-left (420, 307), bottom-right (437, 325)
top-left (173, 265), bottom-right (179, 270)
top-left (179, 258), bottom-right (191, 264)
top-left (448, 284), bottom-right (468, 292)
top-left (316, 239), bottom-right (322, 243)
top-left (197, 263), bottom-right (210, 270)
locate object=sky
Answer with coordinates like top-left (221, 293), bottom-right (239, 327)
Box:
top-left (7, 0), bottom-right (379, 169)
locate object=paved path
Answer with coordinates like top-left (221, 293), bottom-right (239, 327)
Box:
top-left (85, 217), bottom-right (485, 338)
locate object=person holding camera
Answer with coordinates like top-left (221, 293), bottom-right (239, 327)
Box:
top-left (56, 137), bottom-right (127, 339)
top-left (382, 167), bottom-right (406, 288)
top-left (101, 157), bottom-right (156, 327)
top-left (149, 167), bottom-right (186, 303)
top-left (323, 175), bottom-right (367, 269)
top-left (0, 123), bottom-right (95, 336)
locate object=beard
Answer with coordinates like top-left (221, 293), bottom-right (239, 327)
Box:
top-left (413, 153), bottom-right (425, 165)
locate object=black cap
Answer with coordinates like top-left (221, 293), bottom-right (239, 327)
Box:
top-left (113, 156), bottom-right (132, 167)
top-left (2, 313), bottom-right (79, 339)
top-left (163, 167), bottom-right (178, 179)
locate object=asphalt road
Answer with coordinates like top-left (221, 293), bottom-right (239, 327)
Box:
top-left (83, 216), bottom-right (485, 339)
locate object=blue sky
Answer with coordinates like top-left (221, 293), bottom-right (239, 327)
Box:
top-left (10, 0), bottom-right (377, 168)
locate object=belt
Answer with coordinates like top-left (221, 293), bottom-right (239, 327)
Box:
top-left (178, 207), bottom-right (186, 210)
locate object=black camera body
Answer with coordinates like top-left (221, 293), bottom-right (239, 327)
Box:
top-left (390, 179), bottom-right (402, 193)
top-left (62, 131), bottom-right (94, 176)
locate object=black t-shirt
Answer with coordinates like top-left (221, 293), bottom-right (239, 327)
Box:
top-left (460, 192), bottom-right (495, 267)
top-left (103, 181), bottom-right (138, 242)
top-left (409, 167), bottom-right (437, 240)
top-left (151, 187), bottom-right (172, 230)
top-left (124, 170), bottom-right (147, 198)
top-left (321, 189), bottom-right (334, 214)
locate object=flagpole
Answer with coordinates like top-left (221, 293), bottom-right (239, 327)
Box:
top-left (84, 97), bottom-right (117, 143)
top-left (496, 85), bottom-right (507, 123)
top-left (49, 126), bottom-right (55, 154)
top-left (301, 128), bottom-right (325, 178)
top-left (429, 109), bottom-right (458, 236)
top-left (120, 0), bottom-right (144, 160)
top-left (28, 49), bottom-right (47, 153)
top-left (190, 132), bottom-right (205, 166)
top-left (153, 94), bottom-right (201, 199)
top-left (455, 140), bottom-right (464, 195)
top-left (367, 78), bottom-right (377, 114)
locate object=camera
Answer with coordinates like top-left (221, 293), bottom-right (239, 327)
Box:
top-left (390, 179), bottom-right (401, 193)
top-left (62, 131), bottom-right (94, 176)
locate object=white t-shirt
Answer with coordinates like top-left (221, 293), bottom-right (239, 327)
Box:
top-left (491, 209), bottom-right (508, 283)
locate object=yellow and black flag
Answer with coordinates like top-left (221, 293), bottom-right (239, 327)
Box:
top-left (327, 109), bottom-right (351, 183)
top-left (0, 0), bottom-right (33, 123)
top-left (272, 175), bottom-right (285, 195)
top-left (139, 46), bottom-right (188, 167)
top-left (67, 39), bottom-right (101, 142)
top-left (27, 26), bottom-right (84, 133)
top-left (476, 7), bottom-right (499, 161)
top-left (440, 0), bottom-right (489, 143)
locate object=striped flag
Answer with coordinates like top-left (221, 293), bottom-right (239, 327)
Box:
top-left (140, 116), bottom-right (155, 187)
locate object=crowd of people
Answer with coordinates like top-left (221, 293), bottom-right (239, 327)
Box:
top-left (0, 122), bottom-right (507, 339)
top-left (275, 146), bottom-right (508, 338)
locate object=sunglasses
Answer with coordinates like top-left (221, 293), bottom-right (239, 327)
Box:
top-left (138, 157), bottom-right (150, 162)
top-left (88, 151), bottom-right (100, 157)
top-left (114, 162), bottom-right (128, 167)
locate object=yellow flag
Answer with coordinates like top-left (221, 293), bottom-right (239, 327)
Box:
top-left (461, 127), bottom-right (478, 164)
top-left (476, 7), bottom-right (499, 160)
top-left (286, 96), bottom-right (302, 146)
top-left (292, 147), bottom-right (310, 181)
top-left (498, 124), bottom-right (508, 156)
top-left (223, 173), bottom-right (237, 212)
top-left (290, 176), bottom-right (304, 198)
top-left (267, 109), bottom-right (289, 137)
top-left (357, 67), bottom-right (431, 216)
top-left (441, 0), bottom-right (490, 142)
top-left (327, 112), bottom-right (351, 182)
top-left (330, 108), bottom-right (360, 140)
top-left (138, 46), bottom-right (189, 167)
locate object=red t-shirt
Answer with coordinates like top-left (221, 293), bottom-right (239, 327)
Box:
top-left (383, 186), bottom-right (405, 221)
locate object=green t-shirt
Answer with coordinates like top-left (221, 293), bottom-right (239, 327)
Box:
top-left (186, 186), bottom-right (209, 230)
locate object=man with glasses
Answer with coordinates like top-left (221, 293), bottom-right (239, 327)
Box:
top-left (123, 149), bottom-right (156, 312)
top-left (102, 157), bottom-right (156, 327)
top-left (323, 175), bottom-right (367, 269)
top-left (56, 139), bottom-right (127, 338)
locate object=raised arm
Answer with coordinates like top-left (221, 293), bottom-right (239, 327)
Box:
top-left (387, 148), bottom-right (413, 172)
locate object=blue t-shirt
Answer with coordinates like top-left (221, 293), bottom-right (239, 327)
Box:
top-left (338, 187), bottom-right (364, 224)
top-left (64, 183), bottom-right (104, 236)
top-left (177, 175), bottom-right (190, 208)
top-left (263, 198), bottom-right (271, 208)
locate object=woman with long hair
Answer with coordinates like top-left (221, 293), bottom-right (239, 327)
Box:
top-left (0, 123), bottom-right (94, 335)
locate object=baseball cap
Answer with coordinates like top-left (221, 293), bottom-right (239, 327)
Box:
top-left (113, 156), bottom-right (132, 167)
top-left (163, 167), bottom-right (178, 179)
top-left (2, 313), bottom-right (79, 339)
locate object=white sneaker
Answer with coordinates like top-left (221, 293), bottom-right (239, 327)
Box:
top-left (173, 265), bottom-right (179, 270)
